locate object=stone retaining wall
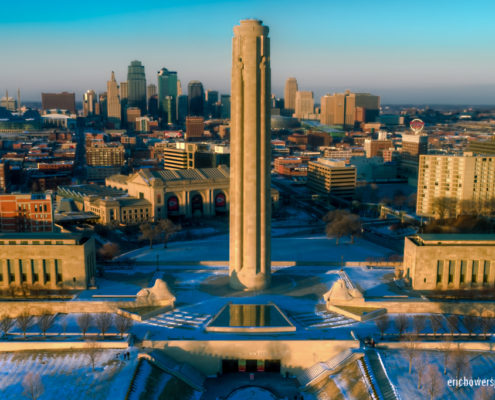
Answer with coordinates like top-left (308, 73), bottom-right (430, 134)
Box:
top-left (0, 299), bottom-right (174, 318)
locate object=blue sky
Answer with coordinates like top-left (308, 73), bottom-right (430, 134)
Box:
top-left (1, 0), bottom-right (495, 104)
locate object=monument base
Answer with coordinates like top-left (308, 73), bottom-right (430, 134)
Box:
top-left (229, 268), bottom-right (271, 291)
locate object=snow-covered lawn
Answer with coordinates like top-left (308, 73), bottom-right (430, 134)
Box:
top-left (345, 267), bottom-right (397, 297)
top-left (379, 349), bottom-right (495, 400)
top-left (118, 234), bottom-right (393, 263)
top-left (0, 348), bottom-right (138, 400)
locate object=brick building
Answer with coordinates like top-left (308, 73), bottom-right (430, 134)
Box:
top-left (0, 193), bottom-right (53, 232)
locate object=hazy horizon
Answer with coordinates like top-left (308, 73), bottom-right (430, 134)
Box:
top-left (1, 0), bottom-right (495, 105)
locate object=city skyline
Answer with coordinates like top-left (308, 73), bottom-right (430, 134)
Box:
top-left (1, 0), bottom-right (495, 104)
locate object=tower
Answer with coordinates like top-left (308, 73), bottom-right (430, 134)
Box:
top-left (157, 68), bottom-right (178, 124)
top-left (229, 19), bottom-right (271, 290)
top-left (107, 71), bottom-right (121, 127)
top-left (284, 77), bottom-right (298, 114)
top-left (127, 60), bottom-right (147, 114)
top-left (294, 91), bottom-right (314, 119)
top-left (83, 90), bottom-right (97, 117)
top-left (187, 80), bottom-right (204, 116)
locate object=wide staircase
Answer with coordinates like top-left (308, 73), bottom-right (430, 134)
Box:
top-left (289, 309), bottom-right (356, 329)
top-left (143, 310), bottom-right (210, 329)
top-left (364, 349), bottom-right (399, 400)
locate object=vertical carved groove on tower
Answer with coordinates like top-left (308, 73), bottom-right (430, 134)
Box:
top-left (229, 19), bottom-right (271, 290)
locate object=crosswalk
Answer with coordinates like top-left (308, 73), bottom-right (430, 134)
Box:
top-left (144, 310), bottom-right (211, 330)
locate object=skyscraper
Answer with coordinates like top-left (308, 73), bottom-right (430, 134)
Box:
top-left (188, 80), bottom-right (204, 116)
top-left (99, 92), bottom-right (107, 118)
top-left (147, 84), bottom-right (157, 99)
top-left (284, 77), bottom-right (298, 114)
top-left (119, 82), bottom-right (128, 123)
top-left (127, 60), bottom-right (147, 114)
top-left (205, 90), bottom-right (218, 119)
top-left (107, 71), bottom-right (121, 127)
top-left (157, 68), bottom-right (178, 125)
top-left (83, 90), bottom-right (97, 117)
top-left (230, 19), bottom-right (271, 290)
top-left (220, 94), bottom-right (230, 119)
top-left (177, 79), bottom-right (182, 96)
top-left (120, 82), bottom-right (128, 100)
top-left (177, 94), bottom-right (188, 125)
top-left (294, 91), bottom-right (314, 119)
top-left (320, 91), bottom-right (379, 127)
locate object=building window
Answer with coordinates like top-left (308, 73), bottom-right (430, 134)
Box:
top-left (472, 260), bottom-right (479, 283)
top-left (448, 261), bottom-right (455, 284)
top-left (139, 192), bottom-right (144, 199)
top-left (436, 260), bottom-right (443, 284)
top-left (483, 261), bottom-right (490, 284)
top-left (55, 259), bottom-right (62, 283)
top-left (460, 260), bottom-right (466, 284)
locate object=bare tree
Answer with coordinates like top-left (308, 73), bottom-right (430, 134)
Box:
top-left (61, 318), bottom-right (68, 338)
top-left (114, 314), bottom-right (133, 338)
top-left (447, 315), bottom-right (459, 336)
top-left (98, 242), bottom-right (120, 261)
top-left (95, 313), bottom-right (113, 338)
top-left (450, 347), bottom-right (471, 381)
top-left (375, 315), bottom-right (389, 339)
top-left (22, 372), bottom-right (44, 400)
top-left (413, 315), bottom-right (426, 336)
top-left (432, 197), bottom-right (456, 220)
top-left (396, 314), bottom-right (409, 338)
top-left (475, 386), bottom-right (495, 400)
top-left (17, 311), bottom-right (34, 339)
top-left (324, 209), bottom-right (361, 245)
top-left (157, 219), bottom-right (181, 248)
top-left (440, 338), bottom-right (453, 374)
top-left (0, 315), bottom-right (14, 338)
top-left (85, 340), bottom-right (99, 371)
top-left (404, 335), bottom-right (417, 374)
top-left (77, 313), bottom-right (93, 338)
top-left (463, 314), bottom-right (480, 337)
top-left (140, 223), bottom-right (159, 248)
top-left (423, 364), bottom-right (443, 400)
top-left (37, 311), bottom-right (56, 337)
top-left (480, 316), bottom-right (495, 339)
top-left (430, 315), bottom-right (443, 337)
top-left (459, 199), bottom-right (476, 216)
top-left (416, 354), bottom-right (427, 389)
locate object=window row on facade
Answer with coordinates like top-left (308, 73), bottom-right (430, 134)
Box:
top-left (435, 259), bottom-right (492, 287)
top-left (0, 259), bottom-right (63, 287)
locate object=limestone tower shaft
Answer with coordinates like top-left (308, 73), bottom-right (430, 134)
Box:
top-left (229, 19), bottom-right (271, 290)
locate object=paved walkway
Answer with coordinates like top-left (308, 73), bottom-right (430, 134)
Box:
top-left (201, 372), bottom-right (300, 400)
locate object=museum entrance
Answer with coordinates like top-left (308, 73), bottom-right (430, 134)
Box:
top-left (221, 359), bottom-right (281, 374)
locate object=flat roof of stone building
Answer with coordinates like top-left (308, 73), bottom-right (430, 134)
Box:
top-left (0, 232), bottom-right (90, 244)
top-left (409, 234), bottom-right (495, 246)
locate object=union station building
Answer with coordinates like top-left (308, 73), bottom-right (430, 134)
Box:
top-left (58, 166), bottom-right (279, 225)
top-left (103, 166), bottom-right (231, 223)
